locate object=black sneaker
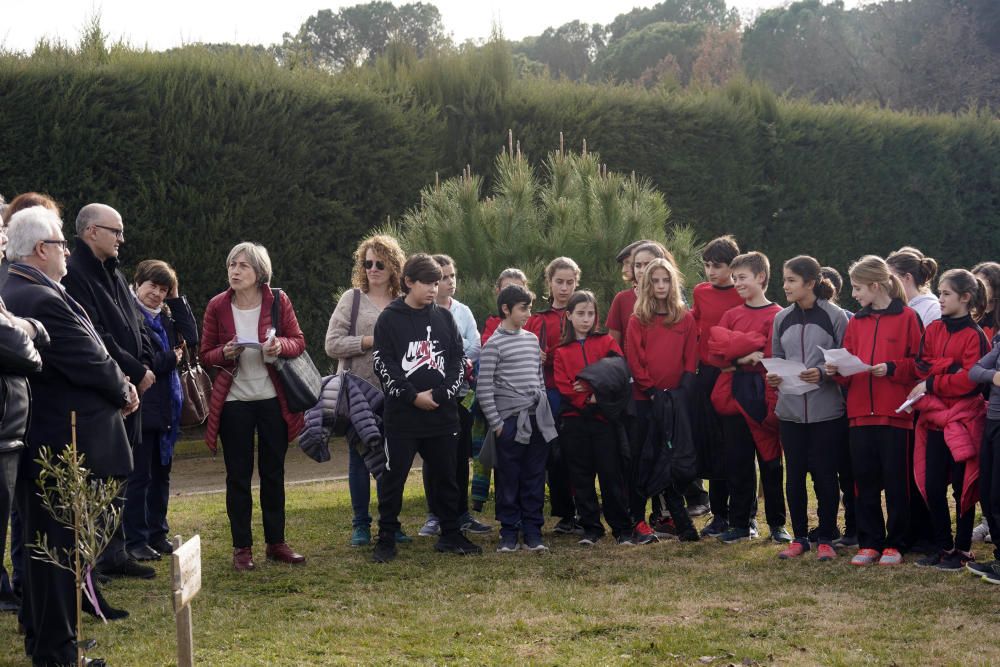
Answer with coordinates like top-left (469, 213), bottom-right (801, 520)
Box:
top-left (553, 517), bottom-right (584, 535)
top-left (832, 533), bottom-right (858, 549)
top-left (769, 525), bottom-right (793, 544)
top-left (99, 558), bottom-right (156, 579)
top-left (934, 550), bottom-right (973, 572)
top-left (984, 566), bottom-right (1000, 584)
top-left (497, 536), bottom-right (519, 553)
top-left (966, 559), bottom-right (999, 577)
top-left (718, 527), bottom-right (752, 544)
top-left (578, 533), bottom-right (602, 546)
top-left (807, 526), bottom-right (841, 544)
top-left (616, 535), bottom-right (635, 546)
top-left (700, 516), bottom-right (729, 538)
top-left (435, 533), bottom-right (483, 555)
top-left (687, 503), bottom-right (711, 518)
top-left (372, 538), bottom-right (397, 563)
top-left (461, 518), bottom-right (493, 534)
top-left (916, 551), bottom-right (947, 568)
top-left (679, 528), bottom-right (700, 542)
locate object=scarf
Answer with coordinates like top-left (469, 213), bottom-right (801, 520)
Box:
top-left (135, 295), bottom-right (184, 464)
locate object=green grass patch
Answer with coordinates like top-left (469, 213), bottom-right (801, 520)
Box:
top-left (3, 477), bottom-right (998, 665)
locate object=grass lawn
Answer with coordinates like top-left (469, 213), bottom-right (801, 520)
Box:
top-left (2, 475), bottom-right (998, 666)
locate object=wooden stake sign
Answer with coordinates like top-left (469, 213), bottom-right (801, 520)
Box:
top-left (171, 535), bottom-right (202, 667)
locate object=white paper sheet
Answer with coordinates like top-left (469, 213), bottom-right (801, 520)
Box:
top-left (761, 357), bottom-right (820, 396)
top-left (896, 393), bottom-right (925, 414)
top-left (235, 337), bottom-right (262, 348)
top-left (820, 347), bottom-right (871, 376)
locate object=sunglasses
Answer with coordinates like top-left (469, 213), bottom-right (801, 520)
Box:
top-left (363, 260), bottom-right (385, 270)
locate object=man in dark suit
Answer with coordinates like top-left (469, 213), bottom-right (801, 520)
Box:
top-left (2, 206), bottom-right (138, 667)
top-left (63, 203), bottom-right (157, 575)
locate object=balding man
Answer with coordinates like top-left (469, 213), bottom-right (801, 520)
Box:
top-left (2, 207), bottom-right (136, 667)
top-left (62, 203), bottom-right (156, 579)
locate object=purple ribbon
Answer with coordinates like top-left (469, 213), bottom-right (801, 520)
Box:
top-left (83, 566), bottom-right (107, 623)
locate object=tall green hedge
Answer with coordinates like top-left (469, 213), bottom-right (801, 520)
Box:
top-left (0, 49), bottom-right (442, 365)
top-left (2, 45), bottom-right (998, 360)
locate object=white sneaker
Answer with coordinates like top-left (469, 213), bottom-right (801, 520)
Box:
top-left (418, 517), bottom-right (441, 537)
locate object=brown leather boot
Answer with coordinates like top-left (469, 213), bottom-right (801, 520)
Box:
top-left (265, 542), bottom-right (306, 565)
top-left (233, 547), bottom-right (255, 571)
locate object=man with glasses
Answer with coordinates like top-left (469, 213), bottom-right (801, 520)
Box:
top-left (63, 203), bottom-right (157, 581)
top-left (2, 206), bottom-right (137, 667)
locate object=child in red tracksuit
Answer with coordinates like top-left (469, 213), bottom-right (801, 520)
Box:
top-left (826, 255), bottom-right (923, 566)
top-left (909, 269), bottom-right (991, 570)
top-left (526, 257), bottom-right (580, 534)
top-left (554, 291), bottom-right (632, 546)
top-left (972, 262), bottom-right (1000, 343)
top-left (626, 258), bottom-right (700, 542)
top-left (706, 251), bottom-right (787, 545)
top-left (691, 235), bottom-right (743, 537)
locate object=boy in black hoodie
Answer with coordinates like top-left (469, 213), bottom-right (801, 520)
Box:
top-left (371, 253), bottom-right (482, 562)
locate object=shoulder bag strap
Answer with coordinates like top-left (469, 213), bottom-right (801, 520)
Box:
top-left (271, 288), bottom-right (283, 337)
top-left (344, 288), bottom-right (361, 372)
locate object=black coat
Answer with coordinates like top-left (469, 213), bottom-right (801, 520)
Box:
top-left (0, 297), bottom-right (48, 453)
top-left (63, 241), bottom-right (151, 445)
top-left (139, 296), bottom-right (198, 432)
top-left (1, 269), bottom-right (132, 479)
top-left (634, 384), bottom-right (698, 499)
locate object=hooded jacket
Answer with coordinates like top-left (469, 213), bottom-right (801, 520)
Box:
top-left (838, 298), bottom-right (923, 429)
top-left (372, 297), bottom-right (464, 437)
top-left (771, 299), bottom-right (849, 424)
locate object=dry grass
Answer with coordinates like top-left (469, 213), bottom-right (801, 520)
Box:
top-left (2, 475), bottom-right (998, 666)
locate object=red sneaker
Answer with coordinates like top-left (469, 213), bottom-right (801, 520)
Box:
top-left (778, 540), bottom-right (807, 559)
top-left (878, 548), bottom-right (903, 566)
top-left (650, 515), bottom-right (677, 537)
top-left (632, 521), bottom-right (659, 545)
top-left (817, 543), bottom-right (837, 561)
top-left (850, 548), bottom-right (881, 566)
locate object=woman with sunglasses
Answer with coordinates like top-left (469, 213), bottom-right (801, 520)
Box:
top-left (325, 234), bottom-right (410, 547)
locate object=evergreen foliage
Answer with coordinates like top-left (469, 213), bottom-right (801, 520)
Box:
top-left (389, 138), bottom-right (700, 323)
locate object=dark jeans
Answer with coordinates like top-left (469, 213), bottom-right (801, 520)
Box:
top-left (924, 430), bottom-right (975, 553)
top-left (348, 444), bottom-right (376, 529)
top-left (0, 450), bottom-right (18, 604)
top-left (981, 419), bottom-right (1000, 561)
top-left (709, 479), bottom-right (730, 521)
top-left (378, 429), bottom-right (460, 539)
top-left (123, 429), bottom-right (172, 550)
top-left (722, 414), bottom-right (786, 530)
top-left (423, 402), bottom-right (473, 520)
top-left (780, 418), bottom-right (845, 542)
top-left (545, 389), bottom-right (575, 519)
top-left (494, 416), bottom-right (549, 540)
top-left (18, 478), bottom-right (77, 665)
top-left (850, 425), bottom-right (911, 551)
top-left (219, 398), bottom-right (289, 548)
top-left (561, 416), bottom-right (630, 538)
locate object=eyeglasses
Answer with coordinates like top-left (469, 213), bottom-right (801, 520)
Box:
top-left (363, 260), bottom-right (385, 270)
top-left (41, 239), bottom-right (69, 249)
top-left (93, 224), bottom-right (125, 240)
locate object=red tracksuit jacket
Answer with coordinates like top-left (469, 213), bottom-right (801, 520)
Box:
top-left (625, 311), bottom-right (698, 401)
top-left (553, 333), bottom-right (624, 418)
top-left (526, 305), bottom-right (566, 389)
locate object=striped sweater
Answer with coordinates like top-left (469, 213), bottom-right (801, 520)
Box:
top-left (478, 326), bottom-right (556, 441)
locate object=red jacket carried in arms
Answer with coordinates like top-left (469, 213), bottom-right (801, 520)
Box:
top-left (554, 333), bottom-right (624, 418)
top-left (525, 305), bottom-right (566, 389)
top-left (838, 298), bottom-right (923, 429)
top-left (914, 314), bottom-right (991, 400)
top-left (625, 311), bottom-right (698, 401)
top-left (914, 394), bottom-right (985, 514)
top-left (200, 285), bottom-right (306, 452)
top-left (692, 282), bottom-right (743, 365)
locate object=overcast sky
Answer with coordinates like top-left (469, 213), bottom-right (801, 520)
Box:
top-left (1, 0), bottom-right (863, 53)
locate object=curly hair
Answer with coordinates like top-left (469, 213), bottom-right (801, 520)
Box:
top-left (351, 234), bottom-right (406, 297)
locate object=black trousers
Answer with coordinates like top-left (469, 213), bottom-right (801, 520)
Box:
top-left (850, 425), bottom-right (911, 551)
top-left (545, 389), bottom-right (576, 519)
top-left (905, 426), bottom-right (935, 548)
top-left (423, 402), bottom-right (473, 518)
top-left (378, 429), bottom-right (461, 539)
top-left (722, 415), bottom-right (786, 530)
top-left (561, 416), bottom-right (631, 538)
top-left (837, 420), bottom-right (857, 536)
top-left (0, 450), bottom-right (19, 606)
top-left (924, 430), bottom-right (975, 553)
top-left (219, 398), bottom-right (289, 548)
top-left (695, 363), bottom-right (729, 518)
top-left (18, 477), bottom-right (77, 665)
top-left (780, 418), bottom-right (845, 542)
top-left (980, 419), bottom-right (1000, 561)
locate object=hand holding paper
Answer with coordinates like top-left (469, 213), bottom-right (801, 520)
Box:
top-left (820, 347), bottom-right (871, 376)
top-left (761, 358), bottom-right (820, 396)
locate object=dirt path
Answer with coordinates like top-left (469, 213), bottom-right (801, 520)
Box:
top-left (171, 441), bottom-right (422, 495)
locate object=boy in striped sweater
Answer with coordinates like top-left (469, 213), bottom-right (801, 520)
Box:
top-left (478, 285), bottom-right (559, 552)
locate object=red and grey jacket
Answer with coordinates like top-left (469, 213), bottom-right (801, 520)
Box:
top-left (553, 333), bottom-right (623, 418)
top-left (525, 305), bottom-right (566, 389)
top-left (839, 298), bottom-right (923, 429)
top-left (915, 314), bottom-right (991, 403)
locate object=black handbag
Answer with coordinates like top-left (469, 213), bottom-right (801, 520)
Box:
top-left (270, 288), bottom-right (322, 413)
